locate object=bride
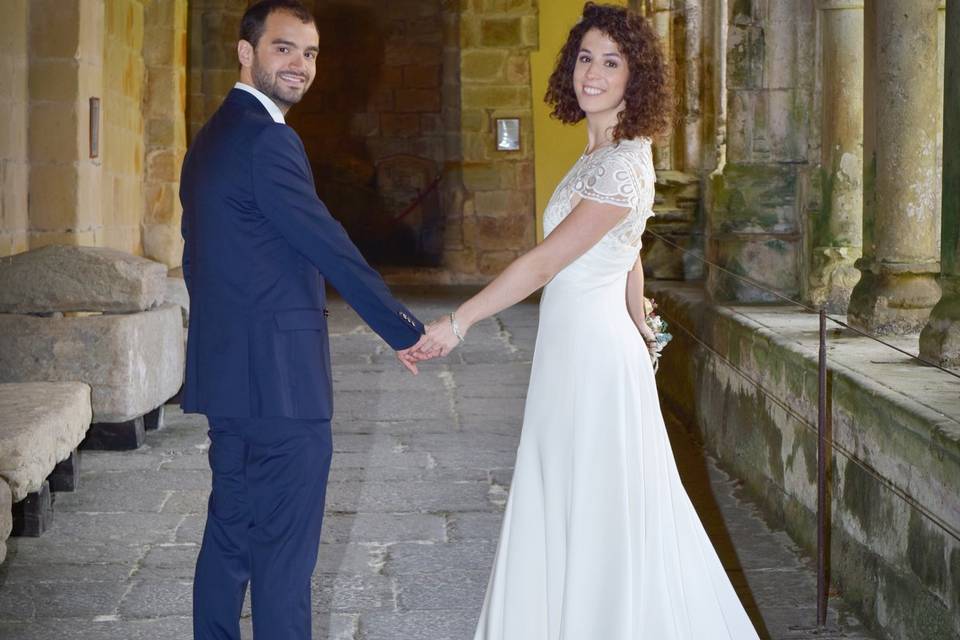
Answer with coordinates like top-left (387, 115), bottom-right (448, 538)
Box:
top-left (412, 3), bottom-right (760, 639)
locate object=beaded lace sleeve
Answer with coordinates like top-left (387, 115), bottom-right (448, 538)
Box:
top-left (571, 154), bottom-right (640, 211)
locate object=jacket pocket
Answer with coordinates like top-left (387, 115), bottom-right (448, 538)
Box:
top-left (275, 308), bottom-right (327, 331)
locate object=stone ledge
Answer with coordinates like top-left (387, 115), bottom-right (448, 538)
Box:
top-left (648, 281), bottom-right (960, 640)
top-left (0, 382), bottom-right (92, 502)
top-left (0, 245), bottom-right (167, 313)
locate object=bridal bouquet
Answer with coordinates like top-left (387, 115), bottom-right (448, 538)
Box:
top-left (643, 297), bottom-right (673, 373)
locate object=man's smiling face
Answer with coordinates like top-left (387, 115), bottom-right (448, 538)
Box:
top-left (240, 10), bottom-right (320, 111)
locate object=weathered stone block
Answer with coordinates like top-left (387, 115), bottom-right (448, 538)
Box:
top-left (0, 245), bottom-right (168, 313)
top-left (165, 275), bottom-right (189, 326)
top-left (710, 164), bottom-right (799, 233)
top-left (0, 382), bottom-right (91, 502)
top-left (28, 101), bottom-right (81, 164)
top-left (462, 86), bottom-right (531, 110)
top-left (402, 64), bottom-right (440, 89)
top-left (707, 235), bottom-right (801, 302)
top-left (395, 89), bottom-right (441, 113)
top-left (0, 304), bottom-right (185, 423)
top-left (461, 50), bottom-right (506, 82)
top-left (380, 113), bottom-right (421, 137)
top-left (480, 18), bottom-right (522, 47)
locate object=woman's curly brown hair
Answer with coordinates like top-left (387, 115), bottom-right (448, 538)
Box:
top-left (545, 2), bottom-right (672, 141)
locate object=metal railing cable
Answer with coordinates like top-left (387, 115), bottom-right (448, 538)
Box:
top-left (645, 228), bottom-right (960, 382)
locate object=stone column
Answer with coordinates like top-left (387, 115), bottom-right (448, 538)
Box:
top-left (142, 0), bottom-right (188, 268)
top-left (28, 0), bottom-right (104, 249)
top-left (680, 0), bottom-right (703, 173)
top-left (0, 0), bottom-right (30, 256)
top-left (920, 0), bottom-right (960, 367)
top-left (847, 0), bottom-right (942, 334)
top-left (807, 1), bottom-right (863, 313)
top-left (645, 0), bottom-right (675, 171)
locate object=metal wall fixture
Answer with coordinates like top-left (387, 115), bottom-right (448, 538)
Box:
top-left (495, 118), bottom-right (521, 151)
top-left (89, 97), bottom-right (101, 159)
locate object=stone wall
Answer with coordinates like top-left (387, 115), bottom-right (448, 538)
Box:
top-left (0, 0), bottom-right (188, 266)
top-left (186, 0), bottom-right (247, 142)
top-left (704, 0), bottom-right (818, 302)
top-left (288, 0), bottom-right (451, 268)
top-left (444, 0), bottom-right (538, 278)
top-left (142, 0), bottom-right (188, 267)
top-left (27, 0), bottom-right (105, 251)
top-left (101, 0), bottom-right (146, 255)
top-left (650, 281), bottom-right (960, 640)
top-left (0, 0), bottom-right (29, 256)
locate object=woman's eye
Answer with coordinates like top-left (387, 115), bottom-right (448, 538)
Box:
top-left (605, 60), bottom-right (618, 68)
top-left (579, 55), bottom-right (591, 63)
top-left (277, 46), bottom-right (288, 53)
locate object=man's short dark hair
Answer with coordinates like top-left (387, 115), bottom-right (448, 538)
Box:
top-left (239, 0), bottom-right (316, 49)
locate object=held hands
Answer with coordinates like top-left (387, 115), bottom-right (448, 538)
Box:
top-left (395, 311), bottom-right (468, 373)
top-left (415, 314), bottom-right (464, 359)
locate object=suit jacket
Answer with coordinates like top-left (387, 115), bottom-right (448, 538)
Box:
top-left (179, 89), bottom-right (423, 419)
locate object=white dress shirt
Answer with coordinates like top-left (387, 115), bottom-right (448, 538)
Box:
top-left (234, 82), bottom-right (285, 124)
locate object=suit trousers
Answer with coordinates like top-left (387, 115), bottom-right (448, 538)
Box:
top-left (193, 415), bottom-right (333, 640)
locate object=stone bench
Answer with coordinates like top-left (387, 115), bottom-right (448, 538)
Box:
top-left (0, 382), bottom-right (93, 558)
top-left (0, 305), bottom-right (184, 450)
top-left (0, 246), bottom-right (185, 450)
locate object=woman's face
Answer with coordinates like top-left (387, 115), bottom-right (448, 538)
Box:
top-left (573, 28), bottom-right (629, 120)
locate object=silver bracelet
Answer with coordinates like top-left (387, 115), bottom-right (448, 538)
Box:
top-left (449, 312), bottom-right (465, 343)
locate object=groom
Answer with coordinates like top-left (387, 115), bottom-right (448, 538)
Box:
top-left (179, 1), bottom-right (426, 637)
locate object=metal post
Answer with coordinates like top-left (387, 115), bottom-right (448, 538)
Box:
top-left (817, 308), bottom-right (828, 628)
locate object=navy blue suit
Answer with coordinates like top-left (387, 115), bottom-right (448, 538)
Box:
top-left (180, 88), bottom-right (423, 639)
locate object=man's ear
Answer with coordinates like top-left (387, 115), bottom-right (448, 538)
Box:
top-left (238, 40), bottom-right (254, 69)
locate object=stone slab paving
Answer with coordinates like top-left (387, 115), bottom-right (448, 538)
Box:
top-left (0, 289), bottom-right (880, 640)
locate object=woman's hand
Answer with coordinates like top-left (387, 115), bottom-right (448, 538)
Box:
top-left (636, 316), bottom-right (658, 358)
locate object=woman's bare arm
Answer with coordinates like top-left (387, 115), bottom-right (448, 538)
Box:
top-left (412, 197), bottom-right (630, 356)
top-left (626, 252), bottom-right (657, 347)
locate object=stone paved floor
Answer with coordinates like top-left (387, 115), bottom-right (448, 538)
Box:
top-left (0, 289), bottom-right (880, 639)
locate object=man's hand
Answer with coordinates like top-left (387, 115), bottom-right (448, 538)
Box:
top-left (396, 346), bottom-right (421, 375)
top-left (396, 334), bottom-right (439, 374)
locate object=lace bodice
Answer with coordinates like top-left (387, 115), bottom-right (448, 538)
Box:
top-left (542, 137), bottom-right (656, 251)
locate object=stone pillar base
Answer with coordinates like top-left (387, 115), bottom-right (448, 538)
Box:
top-left (847, 265), bottom-right (941, 334)
top-left (920, 279), bottom-right (960, 367)
top-left (807, 246), bottom-right (862, 313)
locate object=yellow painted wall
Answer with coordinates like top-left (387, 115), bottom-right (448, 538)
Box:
top-left (530, 0), bottom-right (628, 239)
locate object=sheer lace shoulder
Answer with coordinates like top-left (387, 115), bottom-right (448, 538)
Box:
top-left (542, 137), bottom-right (656, 250)
top-left (572, 151), bottom-right (641, 210)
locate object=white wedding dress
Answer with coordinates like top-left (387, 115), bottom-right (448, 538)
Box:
top-left (473, 138), bottom-right (760, 640)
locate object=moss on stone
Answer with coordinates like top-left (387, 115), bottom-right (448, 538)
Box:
top-left (907, 509), bottom-right (948, 594)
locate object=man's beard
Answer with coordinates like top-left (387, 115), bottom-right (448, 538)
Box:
top-left (252, 57), bottom-right (308, 111)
